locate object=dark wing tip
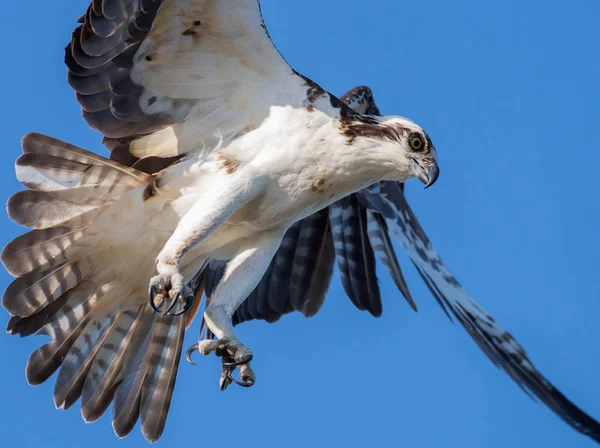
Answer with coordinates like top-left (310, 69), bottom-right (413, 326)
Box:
top-left (424, 267), bottom-right (600, 443)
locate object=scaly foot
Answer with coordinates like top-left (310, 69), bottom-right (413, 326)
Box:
top-left (186, 338), bottom-right (256, 390)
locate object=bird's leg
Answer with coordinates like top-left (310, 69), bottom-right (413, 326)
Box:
top-left (149, 180), bottom-right (257, 315)
top-left (193, 230), bottom-right (285, 389)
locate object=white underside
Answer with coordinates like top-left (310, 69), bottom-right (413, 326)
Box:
top-left (68, 101), bottom-right (414, 317)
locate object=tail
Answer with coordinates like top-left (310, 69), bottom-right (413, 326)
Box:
top-left (2, 133), bottom-right (189, 442)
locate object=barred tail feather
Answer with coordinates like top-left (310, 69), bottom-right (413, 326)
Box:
top-left (140, 314), bottom-right (185, 442)
top-left (81, 307), bottom-right (151, 423)
top-left (4, 133), bottom-right (185, 442)
top-left (112, 308), bottom-right (156, 438)
top-left (54, 311), bottom-right (120, 410)
top-left (6, 133), bottom-right (148, 230)
top-left (3, 132), bottom-right (149, 317)
top-left (8, 187), bottom-right (129, 229)
top-left (3, 261), bottom-right (83, 317)
top-left (18, 292), bottom-right (186, 441)
top-left (2, 226), bottom-right (86, 277)
top-left (110, 309), bottom-right (185, 441)
top-left (26, 311), bottom-right (92, 386)
top-left (19, 133), bottom-right (148, 187)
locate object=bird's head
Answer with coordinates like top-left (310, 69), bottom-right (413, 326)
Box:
top-left (340, 113), bottom-right (439, 188)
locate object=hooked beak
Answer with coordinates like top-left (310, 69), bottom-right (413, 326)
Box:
top-left (411, 157), bottom-right (439, 189)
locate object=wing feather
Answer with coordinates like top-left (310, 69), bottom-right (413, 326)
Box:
top-left (287, 209), bottom-right (334, 317)
top-left (67, 0), bottom-right (298, 169)
top-left (266, 223), bottom-right (303, 316)
top-left (332, 196), bottom-right (382, 316)
top-left (200, 84), bottom-right (600, 441)
top-left (359, 180), bottom-right (600, 442)
top-left (365, 210), bottom-right (417, 311)
top-left (229, 208), bottom-right (334, 326)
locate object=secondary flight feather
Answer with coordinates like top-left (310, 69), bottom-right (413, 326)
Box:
top-left (2, 0), bottom-right (599, 445)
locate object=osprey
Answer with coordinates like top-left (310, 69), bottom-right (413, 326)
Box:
top-left (1, 0), bottom-right (598, 444)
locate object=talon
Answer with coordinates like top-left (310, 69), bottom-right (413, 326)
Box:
top-left (228, 375), bottom-right (255, 388)
top-left (222, 354), bottom-right (253, 367)
top-left (186, 343), bottom-right (199, 365)
top-left (220, 368), bottom-right (233, 391)
top-left (167, 292), bottom-right (194, 316)
top-left (148, 285), bottom-right (163, 313)
top-left (164, 291), bottom-right (181, 315)
top-left (192, 337), bottom-right (255, 389)
top-left (220, 355), bottom-right (255, 390)
top-left (221, 356), bottom-right (255, 389)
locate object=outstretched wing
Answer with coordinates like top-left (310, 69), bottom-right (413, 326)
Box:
top-left (357, 182), bottom-right (600, 441)
top-left (68, 0), bottom-right (295, 169)
top-left (205, 85), bottom-right (600, 442)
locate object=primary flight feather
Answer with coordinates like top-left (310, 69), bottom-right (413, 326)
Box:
top-left (2, 0), bottom-right (599, 444)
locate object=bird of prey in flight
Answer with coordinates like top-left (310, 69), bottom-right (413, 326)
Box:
top-left (1, 0), bottom-right (598, 444)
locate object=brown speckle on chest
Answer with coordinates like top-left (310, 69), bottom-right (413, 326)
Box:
top-left (217, 152), bottom-right (240, 174)
top-left (309, 170), bottom-right (329, 193)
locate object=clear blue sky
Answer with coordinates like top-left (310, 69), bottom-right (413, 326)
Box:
top-left (1, 1), bottom-right (599, 446)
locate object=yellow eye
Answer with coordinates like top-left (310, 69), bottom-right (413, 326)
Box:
top-left (409, 134), bottom-right (424, 151)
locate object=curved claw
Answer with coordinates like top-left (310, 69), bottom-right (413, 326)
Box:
top-left (220, 355), bottom-right (255, 390)
top-left (185, 343), bottom-right (199, 365)
top-left (148, 285), bottom-right (163, 313)
top-left (184, 338), bottom-right (255, 390)
top-left (220, 371), bottom-right (233, 391)
top-left (164, 291), bottom-right (181, 315)
top-left (166, 292), bottom-right (194, 316)
top-left (226, 371), bottom-right (255, 388)
top-left (222, 354), bottom-right (253, 368)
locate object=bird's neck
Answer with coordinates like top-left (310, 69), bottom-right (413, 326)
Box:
top-left (229, 86), bottom-right (407, 197)
top-left (305, 95), bottom-right (405, 190)
top-left (318, 130), bottom-right (403, 196)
